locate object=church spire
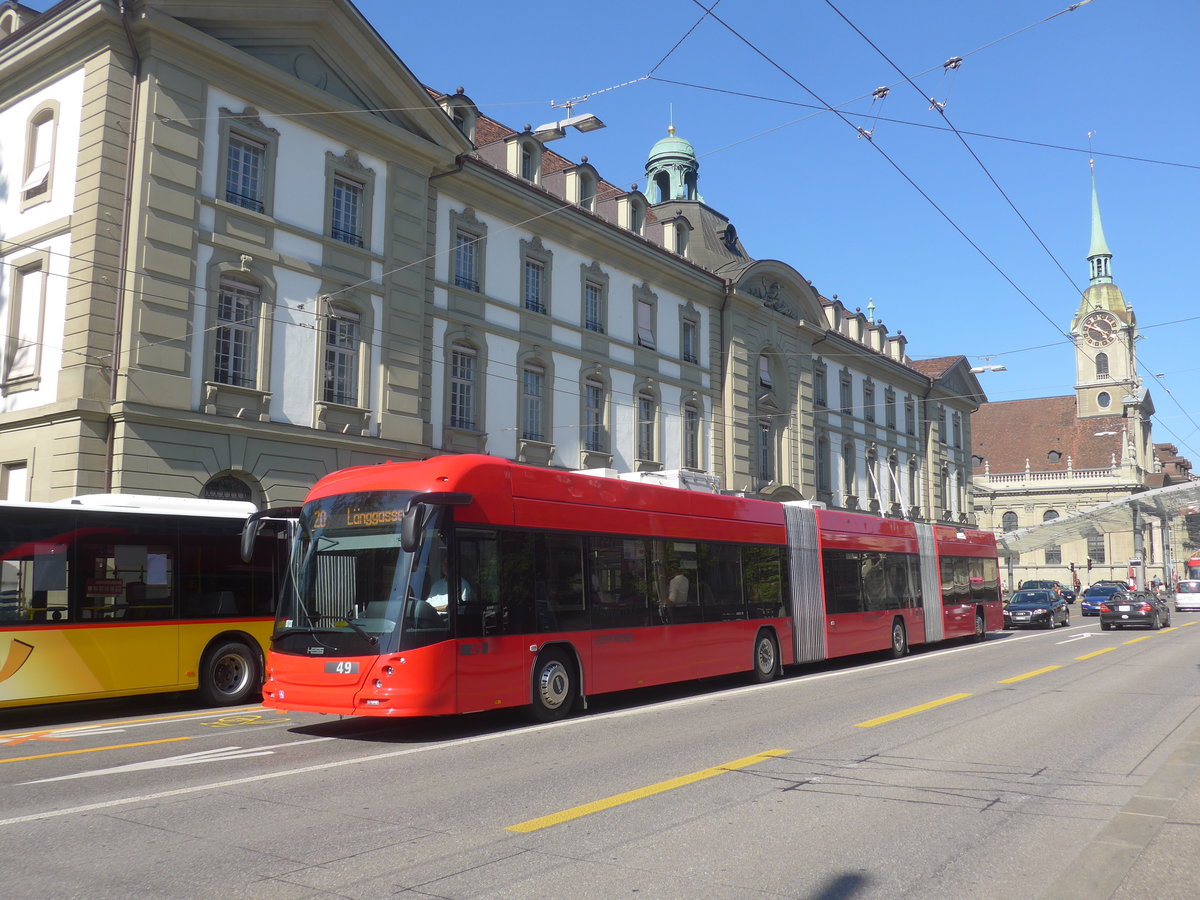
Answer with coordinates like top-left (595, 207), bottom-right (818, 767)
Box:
top-left (1088, 160), bottom-right (1113, 286)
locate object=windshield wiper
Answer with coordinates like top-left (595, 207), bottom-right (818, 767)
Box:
top-left (342, 614), bottom-right (378, 647)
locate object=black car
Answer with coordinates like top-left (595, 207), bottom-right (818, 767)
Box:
top-left (1020, 579), bottom-right (1074, 604)
top-left (1003, 589), bottom-right (1070, 629)
top-left (1099, 590), bottom-right (1171, 630)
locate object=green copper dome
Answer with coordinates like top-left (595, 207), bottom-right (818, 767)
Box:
top-left (645, 125), bottom-right (701, 204)
top-left (647, 125), bottom-right (697, 164)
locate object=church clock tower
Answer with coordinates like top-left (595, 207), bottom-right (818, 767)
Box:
top-left (1071, 163), bottom-right (1139, 418)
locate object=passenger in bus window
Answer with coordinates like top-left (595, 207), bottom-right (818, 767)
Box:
top-left (663, 569), bottom-right (689, 623)
top-left (427, 557), bottom-right (472, 614)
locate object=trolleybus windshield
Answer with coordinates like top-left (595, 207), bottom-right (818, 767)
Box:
top-left (273, 490), bottom-right (450, 656)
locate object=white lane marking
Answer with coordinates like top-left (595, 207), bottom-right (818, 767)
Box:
top-left (20, 741), bottom-right (314, 784)
top-left (1056, 634), bottom-right (1091, 644)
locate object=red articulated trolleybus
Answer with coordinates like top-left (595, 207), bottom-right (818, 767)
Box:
top-left (1185, 555), bottom-right (1200, 581)
top-left (256, 455), bottom-right (1002, 720)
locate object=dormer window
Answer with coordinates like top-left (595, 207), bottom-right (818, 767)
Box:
top-left (579, 172), bottom-right (596, 211)
top-left (1048, 450), bottom-right (1062, 464)
top-left (675, 222), bottom-right (689, 257)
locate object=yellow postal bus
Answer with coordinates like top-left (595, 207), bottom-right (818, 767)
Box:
top-left (0, 494), bottom-right (292, 709)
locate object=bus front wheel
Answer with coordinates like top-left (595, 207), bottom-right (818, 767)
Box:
top-left (890, 619), bottom-right (908, 659)
top-left (199, 640), bottom-right (260, 706)
top-left (529, 649), bottom-right (576, 722)
top-left (752, 631), bottom-right (779, 683)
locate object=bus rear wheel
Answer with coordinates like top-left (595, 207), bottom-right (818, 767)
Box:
top-left (752, 631), bottom-right (779, 683)
top-left (199, 640), bottom-right (260, 706)
top-left (890, 619), bottom-right (908, 658)
top-left (973, 612), bottom-right (986, 642)
top-left (529, 649), bottom-right (576, 722)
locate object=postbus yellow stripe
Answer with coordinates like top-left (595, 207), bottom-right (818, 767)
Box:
top-left (998, 666), bottom-right (1062, 684)
top-left (507, 748), bottom-right (791, 833)
top-left (854, 693), bottom-right (972, 728)
top-left (0, 736), bottom-right (191, 764)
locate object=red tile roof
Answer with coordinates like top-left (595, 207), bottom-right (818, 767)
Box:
top-left (972, 396), bottom-right (1127, 474)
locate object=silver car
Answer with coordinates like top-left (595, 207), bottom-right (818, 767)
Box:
top-left (1174, 580), bottom-right (1200, 613)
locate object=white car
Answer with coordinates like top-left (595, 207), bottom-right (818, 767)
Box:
top-left (1174, 580), bottom-right (1200, 612)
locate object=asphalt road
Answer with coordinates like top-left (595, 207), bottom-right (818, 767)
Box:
top-left (2, 615), bottom-right (1199, 899)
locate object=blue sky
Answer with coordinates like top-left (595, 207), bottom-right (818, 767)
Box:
top-left (353, 0), bottom-right (1199, 462)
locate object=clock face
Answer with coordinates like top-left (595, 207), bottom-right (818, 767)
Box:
top-left (1081, 312), bottom-right (1118, 347)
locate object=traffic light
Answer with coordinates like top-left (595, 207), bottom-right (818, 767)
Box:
top-left (1069, 562), bottom-right (1075, 573)
top-left (1087, 558), bottom-right (1093, 572)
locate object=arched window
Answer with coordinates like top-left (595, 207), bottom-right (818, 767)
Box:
top-left (654, 171), bottom-right (670, 203)
top-left (1044, 510), bottom-right (1061, 565)
top-left (201, 474), bottom-right (252, 502)
top-left (1095, 352), bottom-right (1109, 378)
top-left (1002, 511), bottom-right (1018, 532)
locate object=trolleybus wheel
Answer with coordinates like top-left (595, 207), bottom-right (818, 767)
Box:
top-left (529, 649), bottom-right (576, 722)
top-left (199, 640), bottom-right (259, 706)
top-left (889, 619), bottom-right (908, 659)
top-left (751, 630), bottom-right (780, 684)
top-left (973, 612), bottom-right (986, 642)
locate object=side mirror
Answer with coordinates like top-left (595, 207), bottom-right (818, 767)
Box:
top-left (401, 503), bottom-right (425, 553)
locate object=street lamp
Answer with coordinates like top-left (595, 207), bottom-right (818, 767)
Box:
top-left (969, 364), bottom-right (1007, 373)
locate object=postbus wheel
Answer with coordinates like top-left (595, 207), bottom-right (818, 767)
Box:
top-left (751, 630), bottom-right (779, 683)
top-left (889, 619), bottom-right (908, 659)
top-left (529, 648), bottom-right (576, 722)
top-left (198, 639), bottom-right (260, 706)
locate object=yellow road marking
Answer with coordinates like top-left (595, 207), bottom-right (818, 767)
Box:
top-left (0, 706), bottom-right (269, 742)
top-left (1076, 647), bottom-right (1116, 660)
top-left (854, 693), bottom-right (972, 728)
top-left (1179, 621), bottom-right (1198, 628)
top-left (507, 748), bottom-right (791, 833)
top-left (0, 736), bottom-right (192, 764)
top-left (999, 665), bottom-right (1062, 684)
top-left (1123, 635), bottom-right (1153, 644)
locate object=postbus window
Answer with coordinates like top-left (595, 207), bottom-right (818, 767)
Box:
top-left (744, 545), bottom-right (785, 617)
top-left (0, 541), bottom-right (69, 624)
top-left (179, 517), bottom-right (276, 617)
top-left (79, 539), bottom-right (175, 621)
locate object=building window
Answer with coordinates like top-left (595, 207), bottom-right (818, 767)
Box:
top-left (521, 363), bottom-right (545, 442)
top-left (1, 463), bottom-right (28, 502)
top-left (816, 434), bottom-right (831, 491)
top-left (637, 391), bottom-right (656, 461)
top-left (201, 474), bottom-right (252, 503)
top-left (813, 361), bottom-right (827, 408)
top-left (449, 343), bottom-right (477, 430)
top-left (683, 402), bottom-right (700, 469)
top-left (219, 109), bottom-right (278, 216)
top-left (226, 134), bottom-right (266, 213)
top-left (519, 236), bottom-right (552, 315)
top-left (1087, 534), bottom-right (1106, 564)
top-left (578, 172), bottom-right (596, 212)
top-left (629, 198), bottom-right (646, 236)
top-left (758, 353), bottom-right (773, 390)
top-left (842, 441), bottom-right (856, 496)
top-left (1095, 352), bottom-right (1109, 378)
top-left (863, 380), bottom-right (875, 422)
top-left (22, 106), bottom-right (56, 206)
top-left (520, 144), bottom-right (535, 182)
top-left (1048, 450), bottom-right (1062, 464)
top-left (330, 175), bottom-right (364, 247)
top-left (952, 412), bottom-right (962, 448)
top-left (213, 277), bottom-right (260, 388)
top-left (323, 304), bottom-right (360, 406)
top-left (885, 387), bottom-right (896, 429)
top-left (1097, 391), bottom-right (1111, 408)
top-left (581, 264), bottom-right (608, 334)
top-left (1043, 510), bottom-right (1061, 565)
top-left (3, 261), bottom-right (46, 386)
top-left (866, 450), bottom-right (879, 502)
top-left (584, 376), bottom-right (607, 452)
top-left (1002, 511), bottom-right (1018, 532)
top-left (449, 208), bottom-right (486, 293)
top-left (636, 300), bottom-right (656, 350)
top-left (524, 259), bottom-right (545, 313)
top-left (908, 459), bottom-right (918, 509)
top-left (454, 230), bottom-right (480, 292)
top-left (759, 421), bottom-right (774, 483)
top-left (681, 317), bottom-right (698, 365)
top-left (839, 370), bottom-right (852, 415)
top-left (905, 396), bottom-right (916, 435)
top-left (675, 223), bottom-right (689, 258)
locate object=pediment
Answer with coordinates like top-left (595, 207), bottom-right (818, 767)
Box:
top-left (734, 260), bottom-right (824, 324)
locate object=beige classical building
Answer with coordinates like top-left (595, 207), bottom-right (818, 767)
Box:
top-left (972, 169), bottom-right (1194, 589)
top-left (2, 0), bottom-right (984, 520)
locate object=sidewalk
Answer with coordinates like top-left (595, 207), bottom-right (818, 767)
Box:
top-left (1043, 720), bottom-right (1200, 899)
